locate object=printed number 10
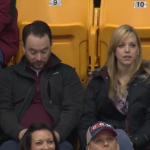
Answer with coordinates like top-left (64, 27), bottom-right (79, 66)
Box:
top-left (137, 1), bottom-right (144, 7)
top-left (53, 0), bottom-right (57, 5)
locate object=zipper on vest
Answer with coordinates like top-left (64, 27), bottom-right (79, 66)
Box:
top-left (18, 85), bottom-right (35, 120)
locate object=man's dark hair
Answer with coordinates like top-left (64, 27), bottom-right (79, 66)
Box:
top-left (19, 122), bottom-right (60, 150)
top-left (22, 20), bottom-right (52, 46)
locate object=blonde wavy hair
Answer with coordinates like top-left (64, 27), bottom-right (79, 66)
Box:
top-left (103, 24), bottom-right (150, 99)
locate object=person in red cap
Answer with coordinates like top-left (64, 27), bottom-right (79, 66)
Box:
top-left (86, 121), bottom-right (119, 150)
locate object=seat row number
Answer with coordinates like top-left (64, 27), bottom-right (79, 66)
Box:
top-left (134, 1), bottom-right (147, 8)
top-left (49, 0), bottom-right (61, 6)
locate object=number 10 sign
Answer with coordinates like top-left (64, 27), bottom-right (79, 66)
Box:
top-left (134, 1), bottom-right (147, 8)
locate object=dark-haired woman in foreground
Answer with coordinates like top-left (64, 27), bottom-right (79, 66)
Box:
top-left (20, 122), bottom-right (59, 150)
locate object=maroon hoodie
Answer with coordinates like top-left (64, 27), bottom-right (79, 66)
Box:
top-left (0, 0), bottom-right (19, 64)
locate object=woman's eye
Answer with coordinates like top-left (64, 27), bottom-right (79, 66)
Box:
top-left (130, 44), bottom-right (136, 47)
top-left (36, 142), bottom-right (42, 145)
top-left (48, 141), bottom-right (54, 144)
top-left (118, 44), bottom-right (124, 48)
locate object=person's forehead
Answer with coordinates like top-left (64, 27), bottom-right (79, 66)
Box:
top-left (119, 33), bottom-right (137, 43)
top-left (32, 129), bottom-right (53, 139)
top-left (25, 34), bottom-right (51, 49)
top-left (26, 34), bottom-right (49, 41)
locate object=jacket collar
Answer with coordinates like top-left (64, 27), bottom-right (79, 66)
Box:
top-left (91, 63), bottom-right (146, 84)
top-left (91, 66), bottom-right (109, 78)
top-left (13, 53), bottom-right (61, 78)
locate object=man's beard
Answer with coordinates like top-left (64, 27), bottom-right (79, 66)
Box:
top-left (25, 53), bottom-right (51, 69)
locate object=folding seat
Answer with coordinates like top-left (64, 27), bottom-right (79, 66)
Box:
top-left (7, 57), bottom-right (16, 67)
top-left (98, 0), bottom-right (150, 66)
top-left (16, 0), bottom-right (97, 83)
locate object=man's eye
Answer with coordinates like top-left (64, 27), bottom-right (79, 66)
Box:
top-left (31, 51), bottom-right (36, 54)
top-left (42, 50), bottom-right (47, 54)
top-left (107, 137), bottom-right (113, 141)
top-left (96, 139), bottom-right (103, 143)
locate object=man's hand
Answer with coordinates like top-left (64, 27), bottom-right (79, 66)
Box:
top-left (54, 131), bottom-right (60, 142)
top-left (18, 129), bottom-right (27, 140)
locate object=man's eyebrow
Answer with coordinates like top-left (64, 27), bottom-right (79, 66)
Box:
top-left (41, 47), bottom-right (49, 50)
top-left (29, 48), bottom-right (36, 51)
top-left (29, 48), bottom-right (35, 50)
top-left (29, 47), bottom-right (48, 51)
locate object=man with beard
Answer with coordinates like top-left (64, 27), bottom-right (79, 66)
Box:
top-left (0, 20), bottom-right (84, 150)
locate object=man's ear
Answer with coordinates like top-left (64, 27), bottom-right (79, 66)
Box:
top-left (21, 41), bottom-right (25, 52)
top-left (86, 145), bottom-right (90, 150)
top-left (50, 40), bottom-right (53, 49)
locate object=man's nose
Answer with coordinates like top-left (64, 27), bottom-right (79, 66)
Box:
top-left (103, 139), bottom-right (109, 146)
top-left (36, 53), bottom-right (42, 61)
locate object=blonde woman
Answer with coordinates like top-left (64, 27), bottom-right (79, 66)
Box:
top-left (78, 25), bottom-right (150, 150)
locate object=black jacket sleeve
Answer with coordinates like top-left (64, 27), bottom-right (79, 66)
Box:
top-left (77, 78), bottom-right (100, 150)
top-left (130, 103), bottom-right (150, 148)
top-left (54, 68), bottom-right (84, 141)
top-left (0, 71), bottom-right (25, 140)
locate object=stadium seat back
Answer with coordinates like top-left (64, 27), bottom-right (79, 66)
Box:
top-left (99, 0), bottom-right (150, 66)
top-left (16, 0), bottom-right (94, 83)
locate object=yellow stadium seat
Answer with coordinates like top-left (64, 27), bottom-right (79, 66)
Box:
top-left (16, 0), bottom-right (96, 83)
top-left (98, 0), bottom-right (150, 66)
top-left (89, 8), bottom-right (100, 74)
top-left (7, 57), bottom-right (16, 67)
